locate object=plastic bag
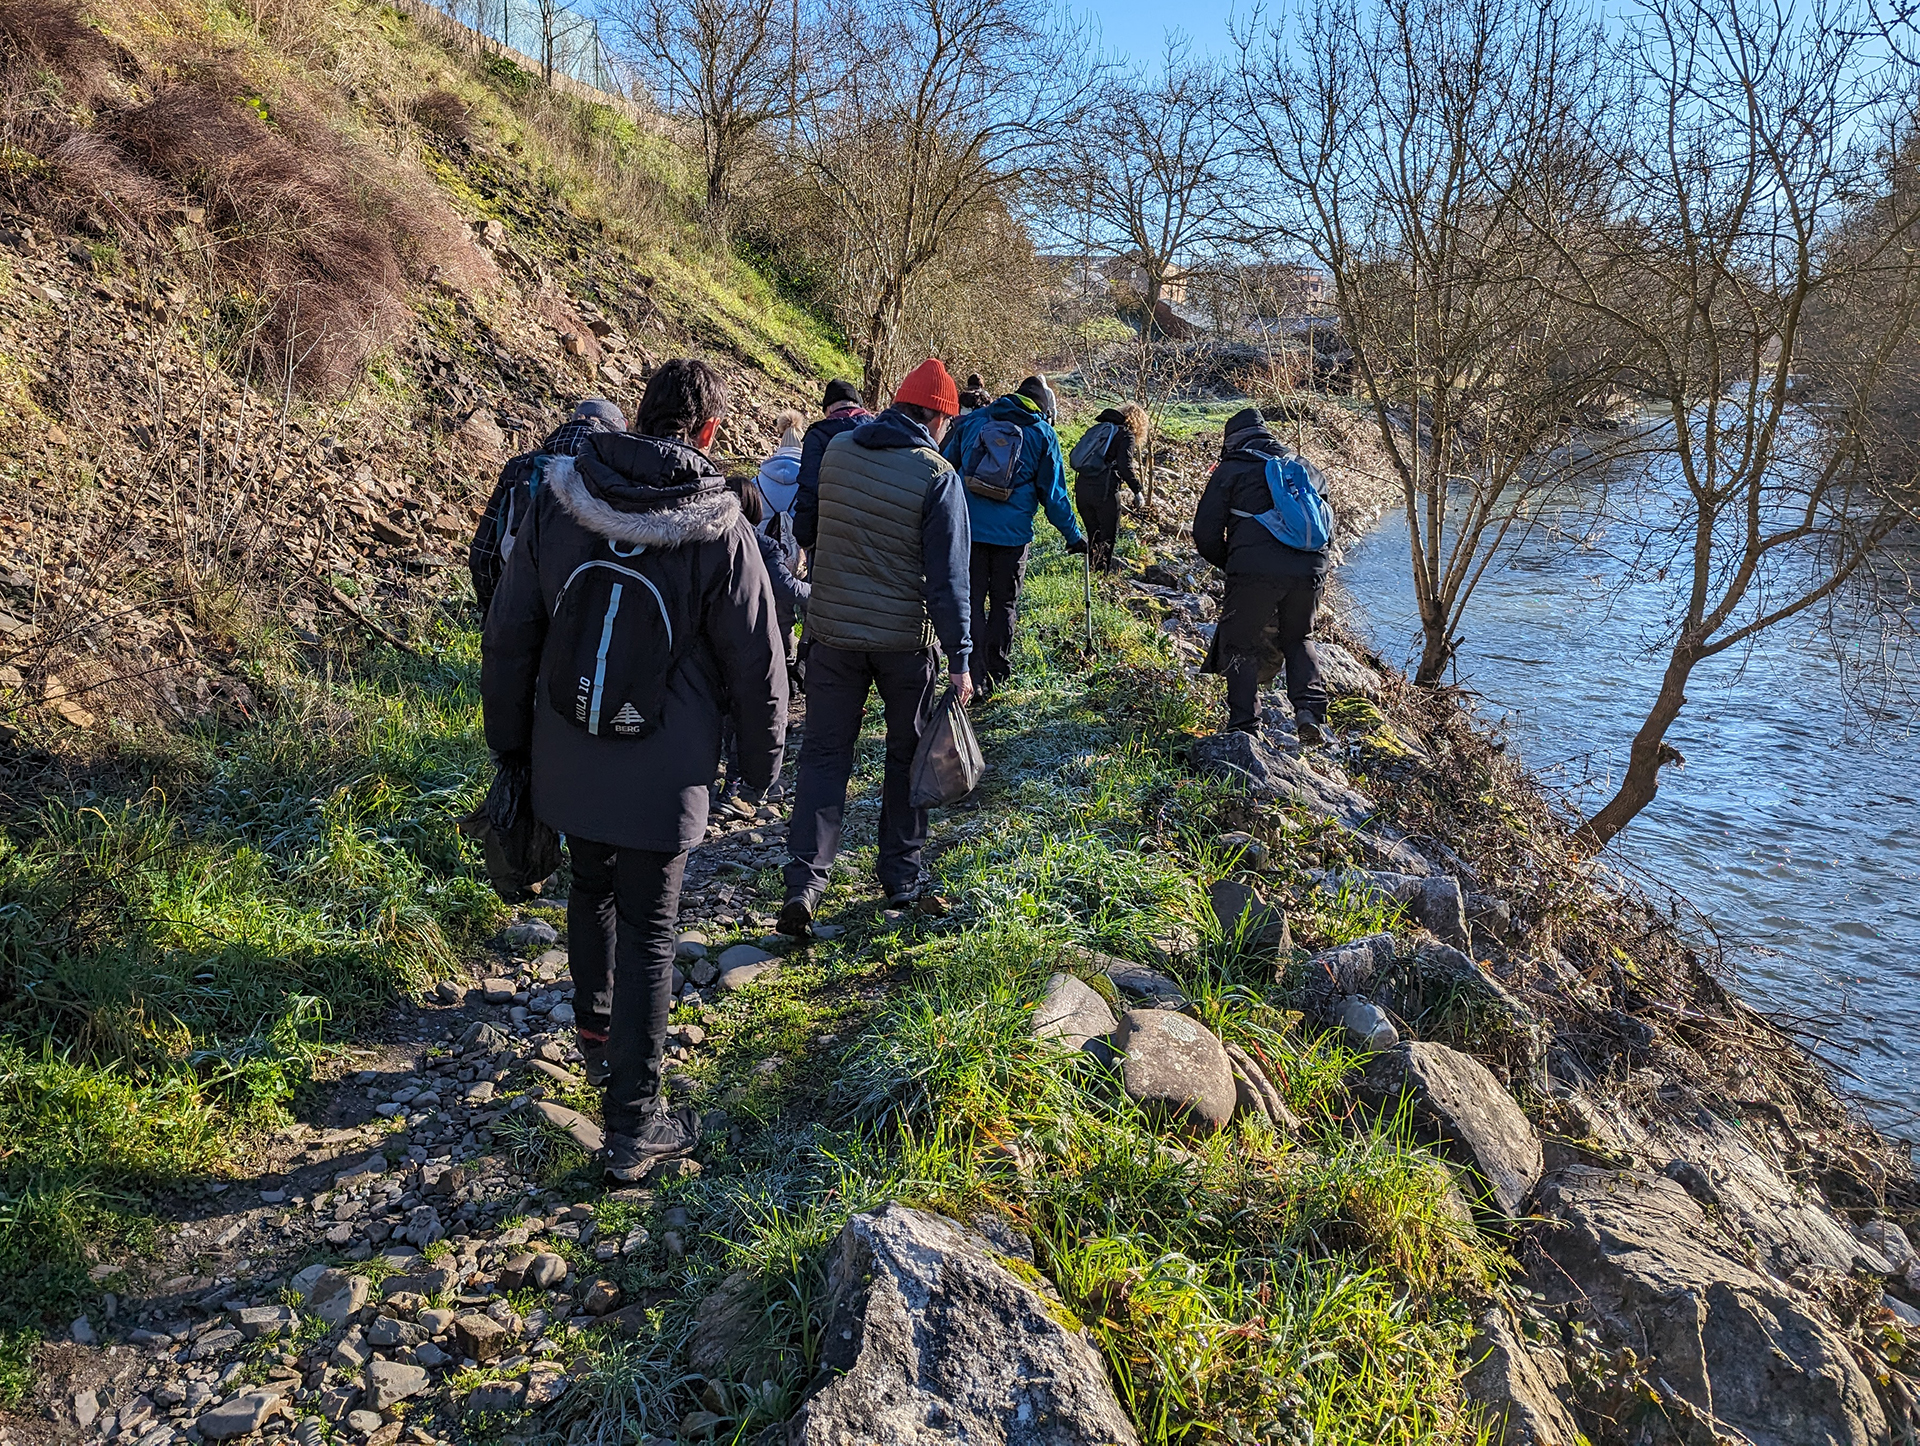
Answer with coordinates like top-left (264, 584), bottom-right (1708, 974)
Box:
top-left (458, 759), bottom-right (562, 903)
top-left (909, 686), bottom-right (985, 808)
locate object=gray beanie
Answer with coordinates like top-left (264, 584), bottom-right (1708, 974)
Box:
top-left (1016, 374), bottom-right (1058, 420)
top-left (571, 397), bottom-right (627, 430)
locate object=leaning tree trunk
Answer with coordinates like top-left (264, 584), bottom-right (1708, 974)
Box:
top-left (1575, 647), bottom-right (1695, 849)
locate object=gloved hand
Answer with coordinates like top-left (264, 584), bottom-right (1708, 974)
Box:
top-left (1129, 488), bottom-right (1144, 507)
top-left (1064, 537), bottom-right (1089, 555)
top-left (490, 748), bottom-right (531, 771)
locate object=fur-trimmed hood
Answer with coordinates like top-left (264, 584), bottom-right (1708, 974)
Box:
top-left (546, 435), bottom-right (741, 549)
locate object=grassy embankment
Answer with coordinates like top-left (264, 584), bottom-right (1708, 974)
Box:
top-left (0, 0), bottom-right (855, 1399)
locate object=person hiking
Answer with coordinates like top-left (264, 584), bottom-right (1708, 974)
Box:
top-left (754, 409), bottom-right (805, 546)
top-left (482, 359), bottom-right (788, 1184)
top-left (469, 397), bottom-right (626, 613)
top-left (1192, 407), bottom-right (1334, 746)
top-left (793, 379), bottom-right (873, 550)
top-left (958, 372), bottom-right (991, 413)
top-left (941, 373), bottom-right (1086, 699)
top-left (778, 358), bottom-right (972, 937)
top-left (1070, 402), bottom-right (1147, 573)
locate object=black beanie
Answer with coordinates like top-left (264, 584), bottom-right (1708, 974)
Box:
top-left (965, 373), bottom-right (984, 390)
top-left (1016, 374), bottom-right (1058, 419)
top-left (822, 378), bottom-right (861, 409)
top-left (1224, 407), bottom-right (1265, 439)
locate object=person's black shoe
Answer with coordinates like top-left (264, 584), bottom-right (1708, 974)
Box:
top-left (776, 893), bottom-right (817, 938)
top-left (602, 1105), bottom-right (700, 1185)
top-left (1295, 713), bottom-right (1336, 748)
top-left (581, 1041), bottom-right (609, 1088)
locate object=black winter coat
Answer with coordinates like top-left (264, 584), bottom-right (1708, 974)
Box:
top-left (793, 408), bottom-right (872, 550)
top-left (1075, 407), bottom-right (1144, 502)
top-left (482, 431), bottom-right (789, 854)
top-left (1192, 420), bottom-right (1329, 581)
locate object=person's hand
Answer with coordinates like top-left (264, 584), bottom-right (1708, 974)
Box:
top-left (950, 671), bottom-right (974, 707)
top-left (1130, 489), bottom-right (1144, 508)
top-left (1064, 537), bottom-right (1089, 555)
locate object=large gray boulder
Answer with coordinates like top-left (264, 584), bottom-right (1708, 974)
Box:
top-left (1190, 730), bottom-right (1375, 826)
top-left (1356, 1042), bottom-right (1541, 1218)
top-left (1033, 973), bottom-right (1118, 1061)
top-left (1530, 1166), bottom-right (1888, 1446)
top-left (789, 1203), bottom-right (1140, 1445)
top-left (1113, 1009), bottom-right (1237, 1138)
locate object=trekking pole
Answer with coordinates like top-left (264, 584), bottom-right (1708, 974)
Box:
top-left (1083, 540), bottom-right (1093, 654)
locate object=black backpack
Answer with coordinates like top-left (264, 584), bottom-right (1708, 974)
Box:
top-left (470, 452), bottom-right (550, 613)
top-left (539, 540), bottom-right (679, 738)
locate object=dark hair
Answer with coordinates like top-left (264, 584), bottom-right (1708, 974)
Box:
top-left (636, 358), bottom-right (728, 439)
top-left (726, 474), bottom-right (766, 527)
top-left (894, 401), bottom-right (945, 431)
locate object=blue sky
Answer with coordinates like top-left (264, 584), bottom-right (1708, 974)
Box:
top-left (1074, 0), bottom-right (1244, 67)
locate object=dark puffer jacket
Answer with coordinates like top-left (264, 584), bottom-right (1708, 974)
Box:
top-left (1191, 411), bottom-right (1330, 581)
top-left (482, 431), bottom-right (789, 853)
top-left (793, 405), bottom-right (873, 550)
top-left (807, 408), bottom-right (971, 667)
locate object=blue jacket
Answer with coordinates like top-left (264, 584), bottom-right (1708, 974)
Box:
top-left (942, 394), bottom-right (1083, 549)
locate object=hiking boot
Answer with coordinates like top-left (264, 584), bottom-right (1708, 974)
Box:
top-left (776, 893), bottom-right (817, 938)
top-left (716, 786), bottom-right (758, 823)
top-left (602, 1104), bottom-right (701, 1186)
top-left (581, 1041), bottom-right (609, 1088)
top-left (885, 876), bottom-right (937, 909)
top-left (1295, 713), bottom-right (1336, 748)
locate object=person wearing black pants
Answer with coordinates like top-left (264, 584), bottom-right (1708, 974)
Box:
top-left (1191, 408), bottom-right (1334, 745)
top-left (1070, 403), bottom-right (1147, 573)
top-left (566, 843), bottom-right (684, 1122)
top-left (483, 359), bottom-right (788, 1184)
top-left (777, 359), bottom-right (973, 934)
top-left (969, 541), bottom-right (1029, 695)
top-left (784, 644), bottom-right (940, 905)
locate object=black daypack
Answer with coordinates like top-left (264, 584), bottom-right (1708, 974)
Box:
top-left (540, 541), bottom-right (678, 738)
top-left (1068, 421), bottom-right (1119, 475)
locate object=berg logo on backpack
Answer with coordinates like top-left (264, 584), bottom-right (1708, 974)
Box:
top-left (962, 418), bottom-right (1026, 502)
top-left (540, 541), bottom-right (676, 739)
top-left (1234, 451), bottom-right (1335, 553)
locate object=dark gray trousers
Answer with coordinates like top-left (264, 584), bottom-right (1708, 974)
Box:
top-left (783, 643), bottom-right (938, 900)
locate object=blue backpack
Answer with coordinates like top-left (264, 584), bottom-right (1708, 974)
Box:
top-left (1235, 451), bottom-right (1334, 553)
top-left (961, 418), bottom-right (1027, 502)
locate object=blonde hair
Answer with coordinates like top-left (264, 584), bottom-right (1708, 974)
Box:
top-left (1117, 402), bottom-right (1150, 443)
top-left (774, 408), bottom-right (805, 450)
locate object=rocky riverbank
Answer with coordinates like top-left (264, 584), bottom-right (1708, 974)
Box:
top-left (14, 417), bottom-right (1918, 1446)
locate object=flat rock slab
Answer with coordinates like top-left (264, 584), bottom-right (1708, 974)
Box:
top-left (364, 1359), bottom-right (429, 1411)
top-left (533, 1099), bottom-right (605, 1153)
top-left (792, 1202), bottom-right (1141, 1446)
top-left (1113, 1008), bottom-right (1236, 1138)
top-left (1358, 1042), bottom-right (1539, 1217)
top-left (1033, 973), bottom-right (1117, 1058)
top-left (1316, 641), bottom-right (1384, 698)
top-left (1530, 1165), bottom-right (1888, 1446)
top-left (1206, 878), bottom-right (1289, 952)
top-left (197, 1392), bottom-right (285, 1440)
top-left (717, 943), bottom-right (776, 970)
top-left (718, 958), bottom-right (780, 991)
top-left (1191, 730), bottom-right (1376, 826)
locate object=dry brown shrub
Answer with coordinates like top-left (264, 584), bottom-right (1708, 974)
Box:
top-left (414, 88), bottom-right (470, 142)
top-left (0, 0), bottom-right (119, 99)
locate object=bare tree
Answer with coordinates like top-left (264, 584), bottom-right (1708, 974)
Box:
top-left (795, 0), bottom-right (1092, 401)
top-left (612, 0), bottom-right (832, 224)
top-left (1052, 40), bottom-right (1235, 324)
top-left (1539, 0), bottom-right (1920, 847)
top-left (1234, 0), bottom-right (1633, 686)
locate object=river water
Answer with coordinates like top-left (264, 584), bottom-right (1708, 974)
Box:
top-left (1339, 495), bottom-right (1920, 1136)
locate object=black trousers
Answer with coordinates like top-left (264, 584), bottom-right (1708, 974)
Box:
top-left (783, 643), bottom-right (938, 900)
top-left (1074, 480), bottom-right (1121, 572)
top-left (1213, 574), bottom-right (1329, 730)
top-left (969, 542), bottom-right (1030, 690)
top-left (566, 839), bottom-right (686, 1135)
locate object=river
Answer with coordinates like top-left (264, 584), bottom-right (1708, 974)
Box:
top-left (1339, 495), bottom-right (1920, 1136)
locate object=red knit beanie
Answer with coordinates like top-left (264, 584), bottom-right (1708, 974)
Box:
top-left (892, 358), bottom-right (959, 417)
